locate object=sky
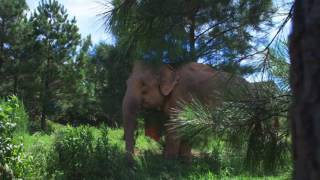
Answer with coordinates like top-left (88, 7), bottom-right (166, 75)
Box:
top-left (26, 0), bottom-right (114, 44)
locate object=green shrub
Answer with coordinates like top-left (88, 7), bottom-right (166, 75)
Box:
top-left (0, 96), bottom-right (30, 178)
top-left (48, 125), bottom-right (126, 179)
top-left (50, 126), bottom-right (94, 178)
top-left (0, 96), bottom-right (29, 134)
top-left (91, 126), bottom-right (127, 179)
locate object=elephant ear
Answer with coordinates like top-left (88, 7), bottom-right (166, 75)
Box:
top-left (159, 65), bottom-right (180, 96)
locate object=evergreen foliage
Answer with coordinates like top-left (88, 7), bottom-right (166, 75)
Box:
top-left (94, 43), bottom-right (133, 125)
top-left (106, 0), bottom-right (275, 64)
top-left (28, 0), bottom-right (81, 129)
top-left (0, 0), bottom-right (28, 94)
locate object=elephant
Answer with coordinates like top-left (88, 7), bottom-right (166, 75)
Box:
top-left (122, 61), bottom-right (251, 163)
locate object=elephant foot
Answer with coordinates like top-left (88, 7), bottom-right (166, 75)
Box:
top-left (163, 150), bottom-right (179, 160)
top-left (163, 151), bottom-right (192, 164)
top-left (163, 147), bottom-right (192, 163)
top-left (179, 141), bottom-right (192, 164)
top-left (164, 131), bottom-right (180, 160)
top-left (125, 152), bottom-right (135, 167)
top-left (179, 155), bottom-right (192, 165)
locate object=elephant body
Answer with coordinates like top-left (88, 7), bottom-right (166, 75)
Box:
top-left (122, 61), bottom-right (250, 163)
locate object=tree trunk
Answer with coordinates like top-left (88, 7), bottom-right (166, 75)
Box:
top-left (40, 68), bottom-right (49, 130)
top-left (0, 44), bottom-right (3, 71)
top-left (13, 73), bottom-right (18, 95)
top-left (13, 59), bottom-right (20, 95)
top-left (289, 0), bottom-right (320, 179)
top-left (189, 14), bottom-right (196, 61)
top-left (0, 20), bottom-right (4, 71)
top-left (186, 0), bottom-right (198, 62)
top-left (41, 41), bottom-right (51, 130)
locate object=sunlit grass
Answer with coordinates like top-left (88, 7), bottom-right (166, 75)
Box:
top-left (15, 124), bottom-right (290, 179)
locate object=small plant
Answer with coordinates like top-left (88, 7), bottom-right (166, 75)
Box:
top-left (49, 125), bottom-right (94, 178)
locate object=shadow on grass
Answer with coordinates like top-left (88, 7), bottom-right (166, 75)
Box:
top-left (122, 150), bottom-right (220, 180)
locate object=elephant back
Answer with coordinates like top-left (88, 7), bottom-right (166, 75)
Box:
top-left (176, 62), bottom-right (251, 106)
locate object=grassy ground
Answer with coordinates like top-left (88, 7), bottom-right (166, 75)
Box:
top-left (2, 97), bottom-right (291, 179)
top-left (11, 122), bottom-right (291, 179)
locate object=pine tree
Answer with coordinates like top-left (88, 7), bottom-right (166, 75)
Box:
top-left (60, 35), bottom-right (98, 124)
top-left (29, 0), bottom-right (81, 129)
top-left (0, 0), bottom-right (28, 95)
top-left (107, 0), bottom-right (275, 64)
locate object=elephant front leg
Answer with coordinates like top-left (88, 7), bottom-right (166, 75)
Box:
top-left (164, 130), bottom-right (180, 159)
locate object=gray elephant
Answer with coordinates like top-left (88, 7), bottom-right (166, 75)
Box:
top-left (122, 61), bottom-right (250, 163)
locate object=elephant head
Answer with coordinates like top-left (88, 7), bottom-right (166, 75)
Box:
top-left (122, 62), bottom-right (179, 158)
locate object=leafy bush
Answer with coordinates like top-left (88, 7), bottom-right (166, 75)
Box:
top-left (92, 126), bottom-right (127, 179)
top-left (48, 125), bottom-right (126, 179)
top-left (49, 126), bottom-right (94, 178)
top-left (0, 96), bottom-right (30, 178)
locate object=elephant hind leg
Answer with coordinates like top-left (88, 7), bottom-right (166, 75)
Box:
top-left (179, 141), bottom-right (192, 164)
top-left (164, 131), bottom-right (180, 159)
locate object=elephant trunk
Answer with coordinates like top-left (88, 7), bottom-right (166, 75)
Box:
top-left (122, 88), bottom-right (141, 159)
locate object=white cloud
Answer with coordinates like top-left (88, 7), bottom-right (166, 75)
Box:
top-left (26, 0), bottom-right (113, 44)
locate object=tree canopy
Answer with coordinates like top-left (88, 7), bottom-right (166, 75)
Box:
top-left (106, 0), bottom-right (275, 65)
